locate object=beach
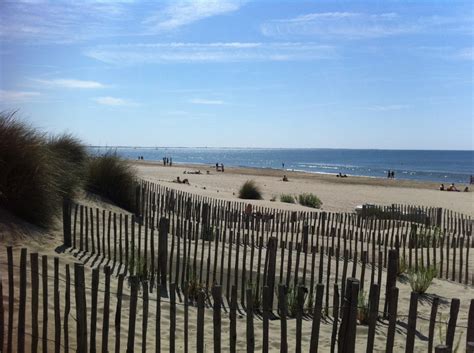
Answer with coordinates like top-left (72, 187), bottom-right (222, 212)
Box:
top-left (134, 161), bottom-right (474, 217)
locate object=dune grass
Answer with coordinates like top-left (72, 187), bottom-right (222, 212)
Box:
top-left (0, 112), bottom-right (64, 227)
top-left (86, 152), bottom-right (137, 212)
top-left (280, 194), bottom-right (295, 203)
top-left (408, 264), bottom-right (437, 294)
top-left (48, 133), bottom-right (88, 198)
top-left (298, 193), bottom-right (322, 209)
top-left (238, 180), bottom-right (262, 200)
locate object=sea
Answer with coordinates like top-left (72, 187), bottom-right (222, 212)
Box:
top-left (88, 147), bottom-right (474, 184)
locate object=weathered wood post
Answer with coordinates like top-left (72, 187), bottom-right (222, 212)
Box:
top-left (264, 237), bottom-right (278, 309)
top-left (384, 249), bottom-right (398, 317)
top-left (74, 264), bottom-right (88, 353)
top-left (63, 198), bottom-right (72, 247)
top-left (158, 218), bottom-right (169, 292)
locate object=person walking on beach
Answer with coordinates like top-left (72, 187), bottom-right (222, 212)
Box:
top-left (387, 170), bottom-right (391, 178)
top-left (221, 163), bottom-right (224, 172)
top-left (170, 157), bottom-right (172, 166)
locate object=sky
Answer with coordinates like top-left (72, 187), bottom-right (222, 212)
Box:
top-left (0, 0), bottom-right (473, 149)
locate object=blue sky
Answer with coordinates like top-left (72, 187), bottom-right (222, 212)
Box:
top-left (1, 0), bottom-right (472, 149)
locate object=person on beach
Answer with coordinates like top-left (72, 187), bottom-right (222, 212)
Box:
top-left (282, 175), bottom-right (288, 182)
top-left (221, 163), bottom-right (224, 172)
top-left (439, 184), bottom-right (445, 191)
top-left (447, 183), bottom-right (459, 192)
top-left (282, 162), bottom-right (285, 169)
top-left (216, 163), bottom-right (219, 171)
top-left (170, 158), bottom-right (172, 166)
top-left (387, 170), bottom-right (391, 178)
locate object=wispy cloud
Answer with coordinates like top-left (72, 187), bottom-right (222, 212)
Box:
top-left (261, 12), bottom-right (471, 39)
top-left (0, 90), bottom-right (41, 102)
top-left (189, 98), bottom-right (225, 105)
top-left (0, 1), bottom-right (133, 43)
top-left (367, 104), bottom-right (409, 112)
top-left (453, 47), bottom-right (473, 61)
top-left (35, 78), bottom-right (106, 89)
top-left (93, 96), bottom-right (138, 106)
top-left (84, 42), bottom-right (336, 65)
top-left (144, 0), bottom-right (243, 32)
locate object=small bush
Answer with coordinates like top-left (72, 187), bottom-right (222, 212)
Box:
top-left (128, 248), bottom-right (151, 284)
top-left (86, 152), bottom-right (136, 211)
top-left (280, 194), bottom-right (295, 203)
top-left (408, 264), bottom-right (437, 294)
top-left (0, 112), bottom-right (61, 227)
top-left (298, 193), bottom-right (322, 209)
top-left (238, 180), bottom-right (262, 200)
top-left (286, 285), bottom-right (307, 317)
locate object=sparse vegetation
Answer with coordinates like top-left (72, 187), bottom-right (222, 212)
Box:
top-left (238, 180), bottom-right (262, 200)
top-left (186, 266), bottom-right (207, 303)
top-left (86, 152), bottom-right (137, 212)
top-left (408, 264), bottom-right (437, 294)
top-left (280, 194), bottom-right (295, 203)
top-left (128, 248), bottom-right (151, 284)
top-left (298, 193), bottom-right (322, 209)
top-left (397, 256), bottom-right (408, 276)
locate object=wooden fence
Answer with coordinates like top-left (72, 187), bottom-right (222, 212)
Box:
top-left (1, 247), bottom-right (473, 353)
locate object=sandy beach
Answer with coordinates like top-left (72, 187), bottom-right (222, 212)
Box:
top-left (134, 161), bottom-right (474, 217)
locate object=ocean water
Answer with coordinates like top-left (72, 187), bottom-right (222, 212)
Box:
top-left (89, 147), bottom-right (474, 184)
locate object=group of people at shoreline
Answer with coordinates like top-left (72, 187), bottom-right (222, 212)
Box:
top-left (163, 157), bottom-right (172, 166)
top-left (439, 183), bottom-right (469, 192)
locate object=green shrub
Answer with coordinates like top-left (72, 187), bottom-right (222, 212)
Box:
top-left (0, 112), bottom-right (62, 227)
top-left (238, 180), bottom-right (262, 200)
top-left (408, 264), bottom-right (437, 294)
top-left (280, 194), bottom-right (295, 203)
top-left (48, 133), bottom-right (87, 198)
top-left (86, 152), bottom-right (136, 211)
top-left (298, 193), bottom-right (322, 209)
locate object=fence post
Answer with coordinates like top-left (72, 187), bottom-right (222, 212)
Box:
top-left (63, 198), bottom-right (72, 246)
top-left (434, 345), bottom-right (449, 353)
top-left (230, 285), bottom-right (237, 353)
top-left (310, 283), bottom-right (324, 353)
top-left (53, 257), bottom-right (61, 353)
top-left (170, 283), bottom-right (176, 353)
top-left (0, 271), bottom-right (3, 353)
top-left (127, 276), bottom-right (138, 353)
top-left (405, 291), bottom-right (419, 353)
top-left (102, 266), bottom-right (111, 353)
top-left (74, 264), bottom-right (88, 353)
top-left (467, 299), bottom-right (474, 350)
top-left (384, 249), bottom-right (398, 317)
top-left (212, 285), bottom-right (222, 353)
top-left (278, 284), bottom-right (287, 353)
top-left (264, 237), bottom-right (278, 309)
top-left (262, 285), bottom-right (270, 353)
top-left (366, 283), bottom-right (379, 353)
top-left (338, 278), bottom-right (359, 353)
top-left (158, 218), bottom-right (169, 292)
top-left (114, 274), bottom-right (124, 353)
top-left (17, 248), bottom-right (27, 353)
top-left (243, 287), bottom-right (253, 353)
top-left (446, 298), bottom-right (460, 349)
top-left (295, 285), bottom-right (306, 353)
top-left (90, 268), bottom-right (99, 353)
top-left (197, 290), bottom-right (205, 353)
top-left (428, 296), bottom-right (440, 353)
top-left (7, 246), bottom-right (13, 353)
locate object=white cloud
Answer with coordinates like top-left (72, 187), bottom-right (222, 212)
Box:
top-left (261, 12), bottom-right (469, 39)
top-left (0, 90), bottom-right (41, 102)
top-left (94, 96), bottom-right (137, 106)
top-left (144, 0), bottom-right (243, 32)
top-left (453, 47), bottom-right (473, 61)
top-left (367, 104), bottom-right (409, 112)
top-left (189, 98), bottom-right (225, 105)
top-left (35, 78), bottom-right (105, 89)
top-left (84, 42), bottom-right (336, 64)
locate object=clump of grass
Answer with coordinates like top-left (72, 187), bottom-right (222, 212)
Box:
top-left (286, 285), bottom-right (307, 317)
top-left (408, 264), bottom-right (437, 294)
top-left (86, 152), bottom-right (136, 212)
top-left (280, 194), bottom-right (295, 203)
top-left (238, 180), bottom-right (262, 200)
top-left (48, 133), bottom-right (88, 198)
top-left (0, 112), bottom-right (63, 227)
top-left (270, 195), bottom-right (277, 202)
top-left (298, 193), bottom-right (322, 209)
top-left (357, 290), bottom-right (370, 325)
top-left (185, 266), bottom-right (207, 303)
top-left (397, 256), bottom-right (408, 276)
